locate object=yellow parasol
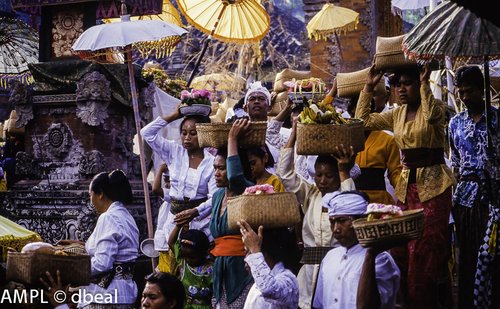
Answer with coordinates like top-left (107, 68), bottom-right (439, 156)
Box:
top-left (103, 0), bottom-right (183, 28)
top-left (1, 215), bottom-right (42, 261)
top-left (306, 3), bottom-right (359, 59)
top-left (190, 72), bottom-right (246, 91)
top-left (177, 0), bottom-right (270, 86)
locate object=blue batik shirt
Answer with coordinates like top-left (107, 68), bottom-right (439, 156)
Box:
top-left (449, 107), bottom-right (498, 207)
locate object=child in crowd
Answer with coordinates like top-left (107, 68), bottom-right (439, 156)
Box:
top-left (168, 227), bottom-right (213, 309)
top-left (244, 145), bottom-right (285, 192)
top-left (238, 219), bottom-right (299, 308)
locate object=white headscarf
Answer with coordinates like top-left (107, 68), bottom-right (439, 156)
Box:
top-left (244, 81), bottom-right (271, 108)
top-left (322, 191), bottom-right (369, 217)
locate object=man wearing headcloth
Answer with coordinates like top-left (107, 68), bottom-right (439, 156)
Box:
top-left (313, 191), bottom-right (400, 309)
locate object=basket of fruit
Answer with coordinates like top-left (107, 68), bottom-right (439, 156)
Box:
top-left (179, 89), bottom-right (212, 117)
top-left (296, 102), bottom-right (365, 155)
top-left (196, 121), bottom-right (267, 149)
top-left (6, 242), bottom-right (91, 286)
top-left (352, 204), bottom-right (424, 248)
top-left (227, 185), bottom-right (301, 230)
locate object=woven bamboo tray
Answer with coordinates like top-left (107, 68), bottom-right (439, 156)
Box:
top-left (352, 209), bottom-right (424, 248)
top-left (296, 119), bottom-right (365, 155)
top-left (196, 121), bottom-right (267, 148)
top-left (227, 192), bottom-right (301, 230)
top-left (6, 252), bottom-right (91, 286)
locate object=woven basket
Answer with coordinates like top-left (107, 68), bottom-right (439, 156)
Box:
top-left (196, 121), bottom-right (267, 148)
top-left (227, 192), bottom-right (301, 230)
top-left (352, 209), bottom-right (424, 248)
top-left (268, 92), bottom-right (290, 116)
top-left (6, 252), bottom-right (91, 286)
top-left (296, 119), bottom-right (365, 155)
top-left (336, 69), bottom-right (387, 98)
top-left (374, 35), bottom-right (417, 71)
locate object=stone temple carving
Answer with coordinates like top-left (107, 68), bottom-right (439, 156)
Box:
top-left (79, 150), bottom-right (105, 176)
top-left (75, 71), bottom-right (112, 126)
top-left (43, 123), bottom-right (73, 159)
top-left (9, 81), bottom-right (33, 127)
top-left (15, 152), bottom-right (41, 179)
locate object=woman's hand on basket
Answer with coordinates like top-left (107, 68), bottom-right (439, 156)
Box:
top-left (40, 270), bottom-right (72, 308)
top-left (364, 64), bottom-right (384, 93)
top-left (162, 103), bottom-right (182, 123)
top-left (228, 118), bottom-right (251, 140)
top-left (238, 219), bottom-right (263, 254)
top-left (332, 144), bottom-right (356, 171)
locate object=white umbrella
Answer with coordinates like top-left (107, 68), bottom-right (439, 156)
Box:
top-left (72, 1), bottom-right (187, 262)
top-left (391, 0), bottom-right (440, 10)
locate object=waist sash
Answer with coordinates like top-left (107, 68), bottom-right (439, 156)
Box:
top-left (401, 148), bottom-right (445, 169)
top-left (355, 168), bottom-right (387, 190)
top-left (210, 235), bottom-right (245, 257)
top-left (170, 198), bottom-right (208, 215)
top-left (91, 262), bottom-right (135, 289)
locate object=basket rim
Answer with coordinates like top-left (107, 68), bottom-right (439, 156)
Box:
top-left (297, 118), bottom-right (364, 126)
top-left (227, 191), bottom-right (297, 201)
top-left (7, 251), bottom-right (91, 258)
top-left (352, 208), bottom-right (424, 227)
top-left (196, 121), bottom-right (268, 128)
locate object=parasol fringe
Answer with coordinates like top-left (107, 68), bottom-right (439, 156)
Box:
top-left (0, 234), bottom-right (42, 261)
top-left (307, 17), bottom-right (359, 41)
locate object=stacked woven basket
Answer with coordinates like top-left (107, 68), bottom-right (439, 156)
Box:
top-left (296, 119), bottom-right (365, 155)
top-left (196, 121), bottom-right (267, 149)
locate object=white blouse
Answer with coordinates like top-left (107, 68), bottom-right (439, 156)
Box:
top-left (81, 201), bottom-right (139, 306)
top-left (140, 117), bottom-right (217, 216)
top-left (243, 252), bottom-right (299, 309)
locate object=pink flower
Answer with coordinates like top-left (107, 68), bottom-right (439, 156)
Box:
top-left (180, 90), bottom-right (190, 101)
top-left (243, 184), bottom-right (275, 195)
top-left (199, 89), bottom-right (211, 98)
top-left (191, 90), bottom-right (200, 99)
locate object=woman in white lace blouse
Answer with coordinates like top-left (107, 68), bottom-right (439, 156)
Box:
top-left (238, 219), bottom-right (299, 309)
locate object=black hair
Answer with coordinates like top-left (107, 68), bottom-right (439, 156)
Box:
top-left (455, 65), bottom-right (484, 92)
top-left (388, 66), bottom-right (420, 86)
top-left (235, 97), bottom-right (245, 110)
top-left (244, 144), bottom-right (275, 168)
top-left (90, 169), bottom-right (133, 204)
top-left (144, 272), bottom-right (185, 309)
top-left (179, 115), bottom-right (211, 133)
top-left (261, 227), bottom-right (299, 272)
top-left (215, 147), bottom-right (228, 159)
top-left (179, 229), bottom-right (210, 254)
top-left (314, 155), bottom-right (339, 170)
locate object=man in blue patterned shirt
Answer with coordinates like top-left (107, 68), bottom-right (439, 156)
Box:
top-left (449, 65), bottom-right (499, 309)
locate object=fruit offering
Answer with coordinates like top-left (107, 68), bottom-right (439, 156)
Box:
top-left (366, 203), bottom-right (404, 221)
top-left (298, 101), bottom-right (348, 124)
top-left (284, 77), bottom-right (326, 95)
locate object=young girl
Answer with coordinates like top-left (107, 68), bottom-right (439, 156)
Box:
top-left (168, 226), bottom-right (213, 309)
top-left (230, 119), bottom-right (285, 193)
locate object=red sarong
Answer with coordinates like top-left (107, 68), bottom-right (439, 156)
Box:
top-left (391, 184), bottom-right (453, 309)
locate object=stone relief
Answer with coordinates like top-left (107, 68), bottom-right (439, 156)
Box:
top-left (139, 83), bottom-right (156, 127)
top-left (75, 71), bottom-right (112, 126)
top-left (15, 151), bottom-right (41, 179)
top-left (52, 9), bottom-right (83, 57)
top-left (8, 81), bottom-right (33, 127)
top-left (42, 123), bottom-right (73, 159)
top-left (79, 150), bottom-right (106, 176)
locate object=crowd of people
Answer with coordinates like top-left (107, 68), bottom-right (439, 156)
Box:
top-left (4, 62), bottom-right (499, 309)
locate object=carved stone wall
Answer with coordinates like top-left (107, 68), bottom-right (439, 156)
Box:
top-left (51, 7), bottom-right (83, 58)
top-left (0, 181), bottom-right (161, 245)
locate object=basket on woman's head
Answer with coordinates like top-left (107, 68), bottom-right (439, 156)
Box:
top-left (179, 89), bottom-right (212, 117)
top-left (374, 35), bottom-right (418, 72)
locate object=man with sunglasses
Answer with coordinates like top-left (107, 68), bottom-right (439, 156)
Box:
top-left (448, 65), bottom-right (500, 308)
top-left (312, 191), bottom-right (400, 309)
